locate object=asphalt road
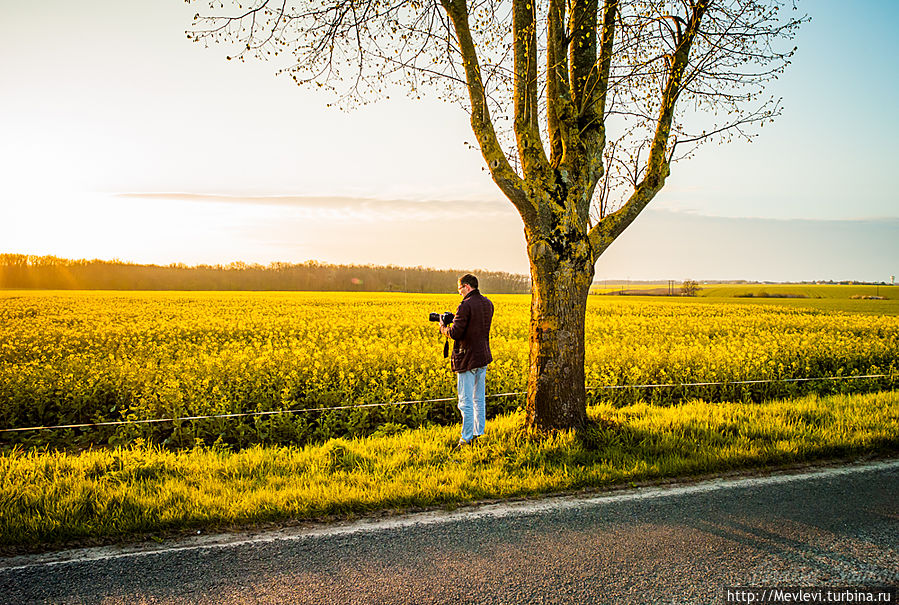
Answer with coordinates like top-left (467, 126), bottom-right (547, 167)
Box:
top-left (2, 460), bottom-right (897, 604)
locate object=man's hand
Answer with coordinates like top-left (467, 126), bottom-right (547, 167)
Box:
top-left (439, 323), bottom-right (451, 338)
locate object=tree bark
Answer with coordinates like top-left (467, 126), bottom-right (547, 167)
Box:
top-left (524, 205), bottom-right (595, 430)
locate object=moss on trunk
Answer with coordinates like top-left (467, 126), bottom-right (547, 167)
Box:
top-left (524, 212), bottom-right (595, 430)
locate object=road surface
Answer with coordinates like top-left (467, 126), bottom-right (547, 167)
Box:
top-left (2, 459), bottom-right (897, 604)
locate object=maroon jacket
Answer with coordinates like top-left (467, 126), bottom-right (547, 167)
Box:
top-left (447, 289), bottom-right (494, 373)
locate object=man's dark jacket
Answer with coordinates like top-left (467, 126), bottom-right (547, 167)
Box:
top-left (447, 288), bottom-right (494, 373)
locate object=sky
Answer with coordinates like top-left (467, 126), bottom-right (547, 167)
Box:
top-left (1, 0), bottom-right (897, 282)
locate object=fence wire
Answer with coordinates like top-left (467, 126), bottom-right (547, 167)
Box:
top-left (1, 373), bottom-right (892, 434)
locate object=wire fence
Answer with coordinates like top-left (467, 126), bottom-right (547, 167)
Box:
top-left (1, 373), bottom-right (892, 434)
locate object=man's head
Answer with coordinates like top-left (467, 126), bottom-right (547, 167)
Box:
top-left (458, 273), bottom-right (478, 296)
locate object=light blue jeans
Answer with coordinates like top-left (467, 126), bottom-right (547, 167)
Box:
top-left (456, 366), bottom-right (487, 442)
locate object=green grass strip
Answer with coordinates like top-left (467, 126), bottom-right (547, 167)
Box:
top-left (2, 390), bottom-right (897, 549)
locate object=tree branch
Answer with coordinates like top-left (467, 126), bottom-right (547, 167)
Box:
top-left (588, 0), bottom-right (709, 255)
top-left (512, 0), bottom-right (550, 180)
top-left (440, 0), bottom-right (535, 221)
top-left (546, 0), bottom-right (570, 168)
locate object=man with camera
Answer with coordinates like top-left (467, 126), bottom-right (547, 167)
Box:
top-left (438, 274), bottom-right (494, 448)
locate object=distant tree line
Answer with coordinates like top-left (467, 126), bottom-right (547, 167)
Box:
top-left (0, 254), bottom-right (530, 293)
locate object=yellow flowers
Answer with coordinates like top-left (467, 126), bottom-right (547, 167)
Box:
top-left (0, 291), bottom-right (896, 449)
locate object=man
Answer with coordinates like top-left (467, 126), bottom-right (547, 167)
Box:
top-left (440, 274), bottom-right (494, 447)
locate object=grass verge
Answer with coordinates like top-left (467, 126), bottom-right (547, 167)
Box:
top-left (2, 390), bottom-right (897, 552)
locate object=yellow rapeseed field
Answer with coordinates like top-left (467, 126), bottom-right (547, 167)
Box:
top-left (1, 290), bottom-right (896, 449)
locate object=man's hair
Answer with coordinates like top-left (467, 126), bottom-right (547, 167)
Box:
top-left (459, 274), bottom-right (479, 289)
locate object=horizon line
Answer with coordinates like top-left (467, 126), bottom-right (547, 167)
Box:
top-left (113, 192), bottom-right (899, 223)
top-left (2, 251), bottom-right (895, 286)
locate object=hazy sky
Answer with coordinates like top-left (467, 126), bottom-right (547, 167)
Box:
top-left (1, 0), bottom-right (897, 281)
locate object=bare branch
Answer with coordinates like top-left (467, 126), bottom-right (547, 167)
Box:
top-left (186, 0), bottom-right (806, 253)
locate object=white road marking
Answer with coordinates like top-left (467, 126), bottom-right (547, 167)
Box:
top-left (2, 458), bottom-right (897, 573)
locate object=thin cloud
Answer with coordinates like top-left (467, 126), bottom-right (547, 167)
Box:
top-left (116, 193), bottom-right (513, 220)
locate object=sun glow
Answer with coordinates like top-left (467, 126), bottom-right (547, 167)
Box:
top-left (3, 189), bottom-right (274, 265)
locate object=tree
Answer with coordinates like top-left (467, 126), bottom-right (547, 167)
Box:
top-left (187, 0), bottom-right (804, 430)
top-left (681, 279), bottom-right (698, 296)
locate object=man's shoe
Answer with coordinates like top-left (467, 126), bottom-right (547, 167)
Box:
top-left (453, 437), bottom-right (470, 450)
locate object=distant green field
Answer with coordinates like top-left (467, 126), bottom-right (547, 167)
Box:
top-left (698, 283), bottom-right (895, 299)
top-left (591, 283), bottom-right (899, 316)
top-left (697, 284), bottom-right (899, 316)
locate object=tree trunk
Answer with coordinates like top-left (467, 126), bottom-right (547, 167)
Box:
top-left (524, 218), bottom-right (595, 430)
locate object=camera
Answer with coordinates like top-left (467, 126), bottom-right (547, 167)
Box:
top-left (428, 311), bottom-right (454, 326)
